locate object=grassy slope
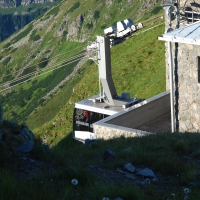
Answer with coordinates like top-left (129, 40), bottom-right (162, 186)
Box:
top-left (1, 2), bottom-right (200, 200)
top-left (0, 0), bottom-right (164, 124)
top-left (29, 20), bottom-right (166, 146)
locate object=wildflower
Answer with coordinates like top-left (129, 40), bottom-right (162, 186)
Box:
top-left (102, 197), bottom-right (110, 200)
top-left (183, 188), bottom-right (190, 194)
top-left (71, 179), bottom-right (78, 186)
top-left (146, 178), bottom-right (151, 184)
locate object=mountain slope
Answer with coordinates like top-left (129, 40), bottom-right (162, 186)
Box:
top-left (0, 0), bottom-right (164, 128)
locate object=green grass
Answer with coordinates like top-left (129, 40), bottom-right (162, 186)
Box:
top-left (0, 1), bottom-right (190, 199)
top-left (1, 131), bottom-right (200, 200)
top-left (0, 0), bottom-right (164, 122)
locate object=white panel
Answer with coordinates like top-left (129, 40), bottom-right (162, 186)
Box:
top-left (158, 21), bottom-right (200, 45)
top-left (74, 131), bottom-right (95, 140)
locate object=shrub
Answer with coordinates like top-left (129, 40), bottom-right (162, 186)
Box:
top-left (10, 48), bottom-right (17, 53)
top-left (29, 30), bottom-right (40, 41)
top-left (12, 24), bottom-right (33, 43)
top-left (38, 58), bottom-right (48, 68)
top-left (101, 24), bottom-right (106, 29)
top-left (93, 10), bottom-right (100, 19)
top-left (2, 57), bottom-right (11, 66)
top-left (63, 30), bottom-right (68, 36)
top-left (86, 22), bottom-right (93, 29)
top-left (68, 2), bottom-right (80, 13)
top-left (47, 6), bottom-right (59, 16)
top-left (32, 35), bottom-right (41, 41)
top-left (3, 42), bottom-right (11, 49)
top-left (151, 6), bottom-right (162, 15)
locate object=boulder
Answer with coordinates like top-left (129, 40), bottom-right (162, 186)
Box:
top-left (123, 163), bottom-right (135, 173)
top-left (16, 140), bottom-right (34, 153)
top-left (19, 127), bottom-right (35, 141)
top-left (137, 168), bottom-right (156, 178)
top-left (103, 149), bottom-right (116, 162)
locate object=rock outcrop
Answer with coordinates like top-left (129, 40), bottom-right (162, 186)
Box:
top-left (0, 105), bottom-right (35, 154)
top-left (0, 0), bottom-right (56, 8)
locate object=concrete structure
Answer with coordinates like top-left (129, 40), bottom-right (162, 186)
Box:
top-left (78, 0), bottom-right (200, 141)
top-left (93, 0), bottom-right (200, 138)
top-left (93, 91), bottom-right (171, 140)
top-left (160, 0), bottom-right (200, 132)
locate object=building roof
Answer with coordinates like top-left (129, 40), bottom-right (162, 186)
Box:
top-left (158, 21), bottom-right (200, 45)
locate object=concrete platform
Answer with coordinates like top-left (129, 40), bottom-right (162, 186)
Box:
top-left (137, 112), bottom-right (171, 133)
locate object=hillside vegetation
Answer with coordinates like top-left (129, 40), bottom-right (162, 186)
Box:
top-left (1, 0), bottom-right (200, 199)
top-left (0, 2), bottom-right (58, 41)
top-left (0, 0), bottom-right (164, 125)
top-left (29, 22), bottom-right (166, 145)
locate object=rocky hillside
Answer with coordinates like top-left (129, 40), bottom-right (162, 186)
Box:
top-left (0, 0), bottom-right (55, 8)
top-left (0, 6), bottom-right (51, 41)
top-left (0, 0), bottom-right (164, 126)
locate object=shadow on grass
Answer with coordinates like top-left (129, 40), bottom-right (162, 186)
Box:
top-left (1, 130), bottom-right (200, 200)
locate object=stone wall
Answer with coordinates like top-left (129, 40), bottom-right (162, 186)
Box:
top-left (164, 0), bottom-right (200, 132)
top-left (93, 124), bottom-right (151, 140)
top-left (176, 44), bottom-right (200, 132)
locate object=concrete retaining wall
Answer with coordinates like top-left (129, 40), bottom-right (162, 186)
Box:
top-left (106, 92), bottom-right (170, 129)
top-left (93, 91), bottom-right (170, 140)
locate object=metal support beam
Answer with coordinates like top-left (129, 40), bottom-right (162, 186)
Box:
top-left (168, 41), bottom-right (175, 133)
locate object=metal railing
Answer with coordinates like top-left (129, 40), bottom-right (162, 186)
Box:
top-left (183, 10), bottom-right (200, 23)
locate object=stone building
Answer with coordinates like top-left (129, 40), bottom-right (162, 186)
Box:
top-left (159, 0), bottom-right (200, 132)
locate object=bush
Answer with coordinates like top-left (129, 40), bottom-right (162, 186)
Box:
top-left (151, 6), bottom-right (162, 15)
top-left (2, 57), bottom-right (11, 66)
top-left (12, 24), bottom-right (33, 44)
top-left (93, 10), bottom-right (100, 19)
top-left (101, 24), bottom-right (106, 29)
top-left (3, 42), bottom-right (11, 49)
top-left (68, 2), bottom-right (80, 13)
top-left (29, 30), bottom-right (41, 41)
top-left (10, 48), bottom-right (17, 53)
top-left (86, 23), bottom-right (93, 29)
top-left (38, 58), bottom-right (48, 68)
top-left (47, 6), bottom-right (59, 16)
top-left (63, 30), bottom-right (68, 36)
top-left (32, 35), bottom-right (41, 41)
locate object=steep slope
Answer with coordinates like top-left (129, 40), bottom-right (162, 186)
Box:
top-left (28, 22), bottom-right (166, 146)
top-left (0, 0), bottom-right (164, 126)
top-left (0, 0), bottom-right (56, 8)
top-left (0, 2), bottom-right (58, 41)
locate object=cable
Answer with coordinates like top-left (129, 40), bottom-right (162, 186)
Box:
top-left (0, 50), bottom-right (96, 92)
top-left (131, 22), bottom-right (164, 37)
top-left (0, 18), bottom-right (164, 93)
top-left (0, 53), bottom-right (89, 92)
top-left (0, 43), bottom-right (89, 79)
top-left (0, 50), bottom-right (96, 87)
top-left (0, 51), bottom-right (86, 86)
top-left (0, 52), bottom-right (84, 86)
